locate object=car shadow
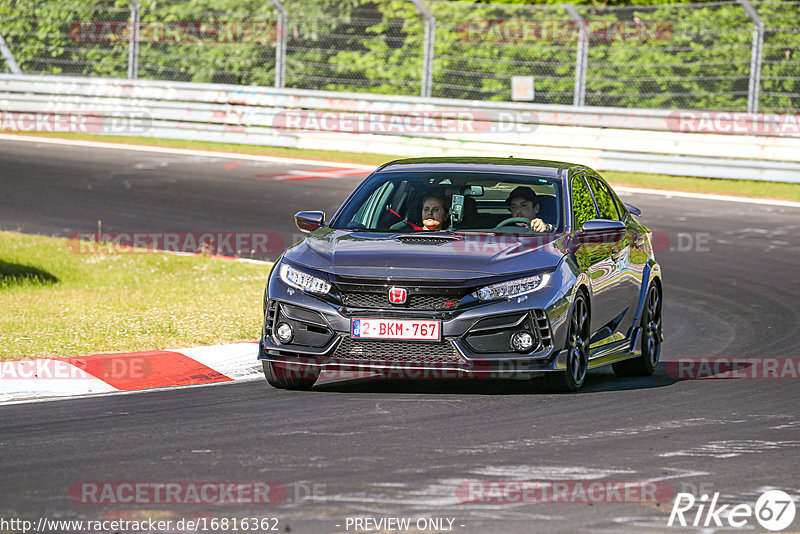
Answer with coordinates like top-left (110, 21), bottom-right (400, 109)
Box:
top-left (311, 363), bottom-right (680, 395)
top-left (0, 260), bottom-right (59, 286)
top-left (579, 365), bottom-right (679, 393)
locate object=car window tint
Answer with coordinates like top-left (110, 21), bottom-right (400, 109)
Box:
top-left (351, 181), bottom-right (395, 227)
top-left (572, 175), bottom-right (597, 228)
top-left (332, 172), bottom-right (563, 233)
top-left (587, 177), bottom-right (621, 221)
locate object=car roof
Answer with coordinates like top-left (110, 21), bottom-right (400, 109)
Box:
top-left (376, 157), bottom-right (586, 179)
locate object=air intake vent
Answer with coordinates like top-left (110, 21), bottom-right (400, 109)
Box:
top-left (534, 309), bottom-right (553, 349)
top-left (330, 338), bottom-right (465, 365)
top-left (395, 235), bottom-right (458, 244)
top-left (265, 300), bottom-right (278, 335)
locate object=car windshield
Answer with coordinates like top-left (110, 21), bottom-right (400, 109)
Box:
top-left (331, 171), bottom-right (563, 233)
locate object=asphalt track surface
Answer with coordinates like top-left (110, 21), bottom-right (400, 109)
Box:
top-left (1, 138), bottom-right (799, 533)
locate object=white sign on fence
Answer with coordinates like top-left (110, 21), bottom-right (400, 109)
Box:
top-left (512, 76), bottom-right (534, 101)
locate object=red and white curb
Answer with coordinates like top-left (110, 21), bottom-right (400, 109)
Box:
top-left (0, 342), bottom-right (262, 404)
top-left (254, 166), bottom-right (370, 181)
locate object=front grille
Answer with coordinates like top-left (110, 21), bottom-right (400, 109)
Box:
top-left (330, 337), bottom-right (465, 365)
top-left (412, 295), bottom-right (460, 310)
top-left (342, 292), bottom-right (461, 310)
top-left (341, 292), bottom-right (462, 310)
top-left (341, 292), bottom-right (387, 309)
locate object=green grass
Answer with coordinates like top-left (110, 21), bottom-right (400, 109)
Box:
top-left (6, 131), bottom-right (799, 202)
top-left (0, 230), bottom-right (269, 360)
top-left (602, 171), bottom-right (800, 202)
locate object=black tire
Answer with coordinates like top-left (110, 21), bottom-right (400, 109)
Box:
top-left (613, 282), bottom-right (662, 377)
top-left (545, 292), bottom-right (590, 393)
top-left (262, 360), bottom-right (319, 390)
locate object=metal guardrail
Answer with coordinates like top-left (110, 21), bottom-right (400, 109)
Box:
top-left (1, 74), bottom-right (798, 182)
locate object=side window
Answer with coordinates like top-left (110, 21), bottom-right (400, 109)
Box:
top-left (351, 181), bottom-right (394, 227)
top-left (587, 177), bottom-right (621, 221)
top-left (571, 175), bottom-right (597, 229)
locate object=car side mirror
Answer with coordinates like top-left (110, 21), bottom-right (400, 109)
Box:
top-left (295, 211), bottom-right (325, 233)
top-left (624, 203), bottom-right (642, 217)
top-left (581, 219), bottom-right (626, 232)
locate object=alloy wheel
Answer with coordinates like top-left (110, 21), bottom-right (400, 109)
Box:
top-left (568, 295), bottom-right (589, 387)
top-left (644, 284), bottom-right (662, 367)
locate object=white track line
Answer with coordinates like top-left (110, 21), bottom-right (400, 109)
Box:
top-left (1, 133), bottom-right (797, 208)
top-left (615, 186), bottom-right (800, 208)
top-left (0, 133), bottom-right (376, 169)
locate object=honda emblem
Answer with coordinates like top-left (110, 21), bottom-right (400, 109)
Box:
top-left (388, 287), bottom-right (408, 305)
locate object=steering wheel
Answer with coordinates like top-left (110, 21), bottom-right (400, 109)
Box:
top-left (494, 217), bottom-right (531, 229)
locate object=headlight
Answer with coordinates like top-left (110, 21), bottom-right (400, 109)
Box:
top-left (477, 273), bottom-right (551, 301)
top-left (279, 263), bottom-right (331, 295)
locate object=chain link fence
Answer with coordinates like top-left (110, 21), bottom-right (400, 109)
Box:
top-left (758, 1), bottom-right (800, 112)
top-left (135, 0), bottom-right (281, 85)
top-left (428, 2), bottom-right (577, 104)
top-left (0, 1), bottom-right (130, 78)
top-left (0, 0), bottom-right (798, 112)
top-left (577, 2), bottom-right (755, 110)
top-left (284, 1), bottom-right (427, 95)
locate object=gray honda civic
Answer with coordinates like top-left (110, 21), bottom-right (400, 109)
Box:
top-left (258, 157), bottom-right (663, 392)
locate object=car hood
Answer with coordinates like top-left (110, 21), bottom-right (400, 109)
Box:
top-left (283, 229), bottom-right (566, 280)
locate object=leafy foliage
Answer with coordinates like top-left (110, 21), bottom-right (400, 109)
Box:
top-left (0, 0), bottom-right (797, 111)
top-left (571, 175), bottom-right (597, 229)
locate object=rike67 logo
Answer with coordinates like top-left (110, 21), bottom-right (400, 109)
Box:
top-left (668, 490), bottom-right (796, 531)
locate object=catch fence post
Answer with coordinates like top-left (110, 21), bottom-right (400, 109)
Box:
top-left (127, 0), bottom-right (140, 79)
top-left (269, 0), bottom-right (288, 88)
top-left (410, 0), bottom-right (435, 98)
top-left (737, 0), bottom-right (764, 113)
top-left (564, 5), bottom-right (588, 107)
top-left (0, 32), bottom-right (21, 74)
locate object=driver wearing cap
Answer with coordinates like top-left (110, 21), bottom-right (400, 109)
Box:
top-left (506, 186), bottom-right (555, 232)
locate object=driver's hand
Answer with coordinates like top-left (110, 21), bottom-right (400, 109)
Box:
top-left (530, 218), bottom-right (552, 232)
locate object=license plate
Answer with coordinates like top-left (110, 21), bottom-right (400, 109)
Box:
top-left (351, 318), bottom-right (441, 341)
